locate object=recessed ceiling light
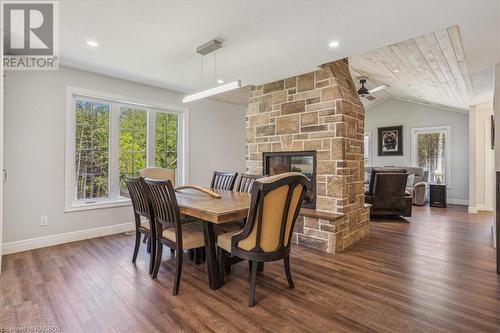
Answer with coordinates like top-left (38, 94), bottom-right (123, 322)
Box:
top-left (328, 40), bottom-right (340, 48)
top-left (86, 40), bottom-right (99, 47)
top-left (392, 69), bottom-right (400, 73)
top-left (216, 79), bottom-right (224, 84)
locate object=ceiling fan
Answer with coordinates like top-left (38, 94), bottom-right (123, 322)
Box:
top-left (357, 77), bottom-right (388, 100)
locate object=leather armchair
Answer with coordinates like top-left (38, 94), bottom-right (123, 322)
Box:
top-left (365, 166), bottom-right (428, 206)
top-left (365, 171), bottom-right (412, 217)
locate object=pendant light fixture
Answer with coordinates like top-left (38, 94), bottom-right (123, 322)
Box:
top-left (182, 39), bottom-right (241, 103)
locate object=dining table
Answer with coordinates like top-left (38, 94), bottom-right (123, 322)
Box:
top-left (175, 187), bottom-right (251, 290)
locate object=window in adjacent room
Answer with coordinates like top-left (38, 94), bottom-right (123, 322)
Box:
top-left (411, 126), bottom-right (450, 185)
top-left (364, 132), bottom-right (371, 165)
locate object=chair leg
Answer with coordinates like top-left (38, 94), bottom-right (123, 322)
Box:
top-left (225, 253), bottom-right (231, 275)
top-left (248, 261), bottom-right (258, 307)
top-left (200, 247), bottom-right (206, 262)
top-left (132, 231), bottom-right (141, 263)
top-left (173, 249), bottom-right (183, 295)
top-left (284, 255), bottom-right (294, 289)
top-left (146, 235), bottom-right (151, 254)
top-left (148, 234), bottom-right (156, 276)
top-left (258, 262), bottom-right (264, 272)
top-left (194, 248), bottom-right (202, 265)
top-left (152, 242), bottom-right (163, 279)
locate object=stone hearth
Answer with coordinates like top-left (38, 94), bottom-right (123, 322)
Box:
top-left (245, 59), bottom-right (369, 253)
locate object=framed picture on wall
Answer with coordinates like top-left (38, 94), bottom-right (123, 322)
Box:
top-left (378, 125), bottom-right (403, 156)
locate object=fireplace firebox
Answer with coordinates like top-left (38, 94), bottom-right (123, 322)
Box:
top-left (263, 151), bottom-right (316, 208)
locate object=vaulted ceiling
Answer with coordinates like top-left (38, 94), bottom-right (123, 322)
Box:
top-left (350, 26), bottom-right (474, 111)
top-left (58, 1), bottom-right (499, 109)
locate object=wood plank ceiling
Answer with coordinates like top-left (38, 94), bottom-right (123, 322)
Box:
top-left (349, 25), bottom-right (473, 111)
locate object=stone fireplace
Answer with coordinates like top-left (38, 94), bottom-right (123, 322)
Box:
top-left (245, 59), bottom-right (370, 253)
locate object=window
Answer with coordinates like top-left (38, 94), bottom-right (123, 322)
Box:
top-left (155, 112), bottom-right (178, 170)
top-left (66, 88), bottom-right (187, 211)
top-left (364, 132), bottom-right (371, 166)
top-left (119, 107), bottom-right (147, 192)
top-left (75, 100), bottom-right (110, 200)
top-left (411, 126), bottom-right (450, 185)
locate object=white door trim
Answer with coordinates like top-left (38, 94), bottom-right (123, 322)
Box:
top-left (0, 3), bottom-right (4, 272)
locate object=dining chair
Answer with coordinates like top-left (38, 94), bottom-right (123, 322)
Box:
top-left (210, 171), bottom-right (238, 191)
top-left (123, 176), bottom-right (156, 276)
top-left (143, 178), bottom-right (206, 295)
top-left (137, 168), bottom-right (176, 247)
top-left (139, 167), bottom-right (176, 184)
top-left (216, 172), bottom-right (309, 306)
top-left (216, 174), bottom-right (266, 235)
top-left (236, 174), bottom-right (265, 193)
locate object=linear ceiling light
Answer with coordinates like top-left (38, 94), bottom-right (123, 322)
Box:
top-left (182, 80), bottom-right (241, 103)
top-left (183, 39), bottom-right (241, 103)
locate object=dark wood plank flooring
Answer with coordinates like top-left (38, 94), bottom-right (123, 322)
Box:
top-left (1, 205), bottom-right (499, 332)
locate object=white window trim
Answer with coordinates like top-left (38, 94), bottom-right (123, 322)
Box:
top-left (65, 87), bottom-right (189, 212)
top-left (364, 132), bottom-right (372, 166)
top-left (410, 125), bottom-right (451, 189)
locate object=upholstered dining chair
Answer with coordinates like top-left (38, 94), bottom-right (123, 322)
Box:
top-left (211, 171), bottom-right (238, 191)
top-left (139, 167), bottom-right (176, 184)
top-left (216, 172), bottom-right (309, 306)
top-left (216, 174), bottom-right (266, 235)
top-left (123, 176), bottom-right (155, 276)
top-left (143, 178), bottom-right (206, 295)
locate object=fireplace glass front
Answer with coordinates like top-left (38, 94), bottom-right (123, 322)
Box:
top-left (263, 151), bottom-right (316, 208)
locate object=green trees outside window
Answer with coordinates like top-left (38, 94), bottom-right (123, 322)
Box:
top-left (73, 96), bottom-right (179, 202)
top-left (119, 108), bottom-right (147, 191)
top-left (416, 132), bottom-right (446, 183)
top-left (75, 100), bottom-right (109, 200)
top-left (155, 113), bottom-right (178, 170)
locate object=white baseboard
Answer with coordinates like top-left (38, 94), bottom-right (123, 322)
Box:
top-left (2, 222), bottom-right (135, 255)
top-left (447, 198), bottom-right (469, 206)
top-left (468, 206), bottom-right (478, 214)
top-left (476, 204), bottom-right (493, 212)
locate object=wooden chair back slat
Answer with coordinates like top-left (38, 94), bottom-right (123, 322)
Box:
top-left (237, 174), bottom-right (264, 193)
top-left (210, 171), bottom-right (238, 191)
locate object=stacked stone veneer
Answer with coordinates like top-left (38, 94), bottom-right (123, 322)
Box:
top-left (245, 59), bottom-right (370, 253)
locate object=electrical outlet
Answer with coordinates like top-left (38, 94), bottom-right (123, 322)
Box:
top-left (40, 216), bottom-right (48, 226)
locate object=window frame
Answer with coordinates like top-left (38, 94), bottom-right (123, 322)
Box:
top-left (65, 87), bottom-right (189, 212)
top-left (410, 125), bottom-right (451, 189)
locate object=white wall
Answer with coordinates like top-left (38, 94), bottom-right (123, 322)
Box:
top-left (3, 66), bottom-right (246, 244)
top-left (365, 98), bottom-right (469, 204)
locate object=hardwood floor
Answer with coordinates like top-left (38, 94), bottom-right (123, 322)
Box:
top-left (1, 205), bottom-right (499, 332)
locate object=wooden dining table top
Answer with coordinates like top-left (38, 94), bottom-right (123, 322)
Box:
top-left (175, 187), bottom-right (251, 224)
